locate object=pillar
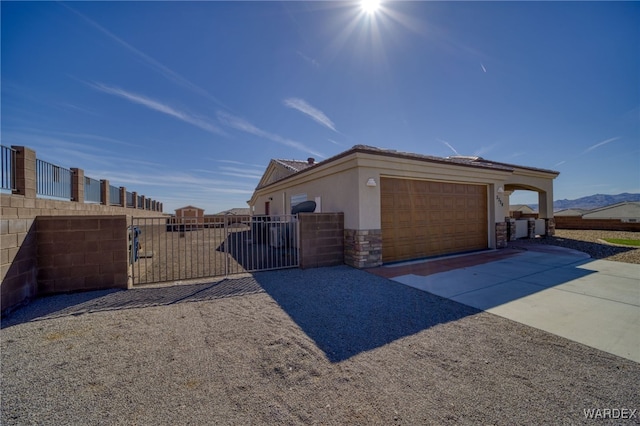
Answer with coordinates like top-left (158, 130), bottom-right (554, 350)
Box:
top-left (11, 146), bottom-right (36, 199)
top-left (100, 179), bottom-right (109, 205)
top-left (71, 168), bottom-right (84, 203)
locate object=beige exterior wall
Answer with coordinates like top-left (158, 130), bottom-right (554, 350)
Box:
top-left (252, 151), bottom-right (512, 236)
top-left (251, 154), bottom-right (361, 228)
top-left (250, 150), bottom-right (557, 256)
top-left (504, 168), bottom-right (555, 219)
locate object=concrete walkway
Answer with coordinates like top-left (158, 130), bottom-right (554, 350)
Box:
top-left (373, 246), bottom-right (640, 363)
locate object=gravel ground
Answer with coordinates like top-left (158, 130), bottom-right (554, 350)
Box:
top-left (514, 229), bottom-right (640, 264)
top-left (2, 266), bottom-right (639, 425)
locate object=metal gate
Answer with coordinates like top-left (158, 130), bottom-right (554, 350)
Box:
top-left (129, 215), bottom-right (299, 285)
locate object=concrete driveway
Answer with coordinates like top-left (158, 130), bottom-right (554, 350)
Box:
top-left (382, 245), bottom-right (640, 363)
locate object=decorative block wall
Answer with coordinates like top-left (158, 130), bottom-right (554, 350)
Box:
top-left (1, 215), bottom-right (130, 316)
top-left (36, 216), bottom-right (129, 295)
top-left (298, 213), bottom-right (344, 269)
top-left (0, 218), bottom-right (37, 316)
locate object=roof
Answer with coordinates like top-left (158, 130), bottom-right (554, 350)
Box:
top-left (214, 208), bottom-right (251, 216)
top-left (452, 156), bottom-right (560, 176)
top-left (554, 208), bottom-right (589, 216)
top-left (582, 201), bottom-right (640, 219)
top-left (509, 204), bottom-right (535, 212)
top-left (273, 159), bottom-right (315, 173)
top-left (175, 205), bottom-right (205, 211)
top-left (258, 145), bottom-right (560, 190)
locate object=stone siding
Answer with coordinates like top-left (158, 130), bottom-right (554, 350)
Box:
top-left (495, 222), bottom-right (508, 249)
top-left (344, 229), bottom-right (382, 268)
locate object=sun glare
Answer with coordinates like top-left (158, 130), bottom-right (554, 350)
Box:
top-left (361, 0), bottom-right (381, 14)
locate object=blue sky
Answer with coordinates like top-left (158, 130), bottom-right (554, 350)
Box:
top-left (2, 1), bottom-right (638, 213)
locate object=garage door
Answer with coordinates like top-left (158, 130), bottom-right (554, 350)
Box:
top-left (381, 178), bottom-right (488, 263)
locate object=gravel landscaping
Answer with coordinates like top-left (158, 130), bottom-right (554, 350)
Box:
top-left (513, 229), bottom-right (640, 264)
top-left (2, 266), bottom-right (639, 425)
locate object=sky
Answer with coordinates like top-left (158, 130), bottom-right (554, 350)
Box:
top-left (2, 1), bottom-right (639, 213)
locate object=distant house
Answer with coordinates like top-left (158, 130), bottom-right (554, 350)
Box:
top-left (582, 202), bottom-right (640, 223)
top-left (554, 208), bottom-right (589, 217)
top-left (215, 208), bottom-right (251, 216)
top-left (509, 204), bottom-right (535, 217)
top-left (249, 145), bottom-right (559, 267)
top-left (175, 205), bottom-right (205, 225)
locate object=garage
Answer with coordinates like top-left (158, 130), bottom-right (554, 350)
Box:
top-left (381, 177), bottom-right (488, 263)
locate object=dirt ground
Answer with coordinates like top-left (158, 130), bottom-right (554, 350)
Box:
top-left (2, 266), bottom-right (638, 425)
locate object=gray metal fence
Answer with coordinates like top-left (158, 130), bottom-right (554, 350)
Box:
top-left (84, 176), bottom-right (101, 203)
top-left (1, 145), bottom-right (15, 191)
top-left (130, 215), bottom-right (299, 285)
top-left (109, 185), bottom-right (121, 206)
top-left (36, 159), bottom-right (71, 199)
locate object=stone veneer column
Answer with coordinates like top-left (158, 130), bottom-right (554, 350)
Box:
top-left (545, 218), bottom-right (555, 237)
top-left (505, 217), bottom-right (517, 241)
top-left (527, 218), bottom-right (536, 238)
top-left (495, 222), bottom-right (508, 248)
top-left (344, 229), bottom-right (382, 268)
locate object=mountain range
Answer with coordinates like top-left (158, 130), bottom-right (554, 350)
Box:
top-left (528, 193), bottom-right (640, 212)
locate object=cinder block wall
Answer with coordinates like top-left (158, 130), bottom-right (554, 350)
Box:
top-left (1, 193), bottom-right (167, 315)
top-left (0, 218), bottom-right (37, 316)
top-left (554, 216), bottom-right (640, 232)
top-left (36, 216), bottom-right (129, 295)
top-left (298, 213), bottom-right (344, 269)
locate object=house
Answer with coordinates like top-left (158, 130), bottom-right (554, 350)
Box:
top-left (582, 202), bottom-right (640, 223)
top-left (255, 158), bottom-right (317, 215)
top-left (249, 145), bottom-right (559, 268)
top-left (554, 208), bottom-right (589, 217)
top-left (174, 205), bottom-right (205, 225)
top-left (509, 204), bottom-right (535, 217)
top-left (215, 208), bottom-right (251, 216)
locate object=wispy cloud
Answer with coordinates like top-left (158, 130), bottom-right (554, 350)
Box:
top-left (3, 130), bottom-right (163, 172)
top-left (213, 159), bottom-right (264, 167)
top-left (583, 137), bottom-right (620, 154)
top-left (328, 138), bottom-right (343, 146)
top-left (296, 51), bottom-right (320, 68)
top-left (97, 169), bottom-right (254, 193)
top-left (217, 111), bottom-right (325, 158)
top-left (438, 138), bottom-right (460, 156)
top-left (554, 160), bottom-right (566, 167)
top-left (194, 166), bottom-right (263, 180)
top-left (90, 82), bottom-right (225, 135)
top-left (480, 63), bottom-right (487, 73)
top-left (61, 3), bottom-right (230, 110)
top-left (283, 98), bottom-right (337, 132)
